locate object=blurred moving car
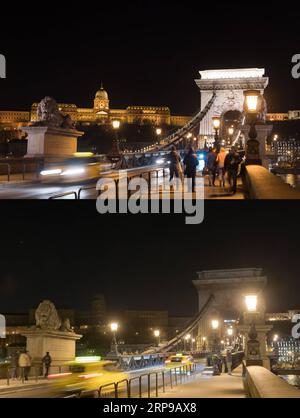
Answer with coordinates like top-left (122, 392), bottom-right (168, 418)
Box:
top-left (165, 353), bottom-right (194, 370)
top-left (40, 154), bottom-right (112, 184)
top-left (48, 357), bottom-right (128, 396)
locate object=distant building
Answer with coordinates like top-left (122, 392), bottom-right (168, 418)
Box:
top-left (0, 86), bottom-right (191, 142)
top-left (0, 300), bottom-right (193, 354)
top-left (271, 138), bottom-right (300, 160)
top-left (266, 113), bottom-right (288, 121)
top-left (288, 110), bottom-right (300, 120)
top-left (276, 337), bottom-right (300, 363)
top-left (266, 111), bottom-right (300, 122)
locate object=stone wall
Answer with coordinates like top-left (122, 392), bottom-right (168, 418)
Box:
top-left (244, 165), bottom-right (300, 199)
top-left (244, 364), bottom-right (300, 398)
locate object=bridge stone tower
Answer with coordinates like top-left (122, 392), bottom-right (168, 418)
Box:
top-left (192, 268), bottom-right (267, 350)
top-left (195, 68), bottom-right (269, 140)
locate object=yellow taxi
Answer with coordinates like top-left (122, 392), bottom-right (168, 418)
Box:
top-left (165, 353), bottom-right (194, 370)
top-left (48, 356), bottom-right (128, 396)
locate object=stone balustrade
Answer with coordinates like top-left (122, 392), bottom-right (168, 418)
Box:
top-left (244, 165), bottom-right (300, 199)
top-left (244, 365), bottom-right (300, 398)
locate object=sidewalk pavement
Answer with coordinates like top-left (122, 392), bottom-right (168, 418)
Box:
top-left (0, 377), bottom-right (49, 394)
top-left (0, 172), bottom-right (39, 187)
top-left (160, 365), bottom-right (245, 398)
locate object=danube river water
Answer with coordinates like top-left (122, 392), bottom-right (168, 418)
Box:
top-left (280, 375), bottom-right (300, 389)
top-left (278, 174), bottom-right (300, 192)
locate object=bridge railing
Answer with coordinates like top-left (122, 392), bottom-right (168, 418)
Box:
top-left (243, 362), bottom-right (300, 398)
top-left (48, 165), bottom-right (169, 200)
top-left (97, 363), bottom-right (197, 399)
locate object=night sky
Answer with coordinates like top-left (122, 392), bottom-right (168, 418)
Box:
top-left (0, 3), bottom-right (300, 113)
top-left (0, 201), bottom-right (299, 316)
top-left (0, 5), bottom-right (300, 317)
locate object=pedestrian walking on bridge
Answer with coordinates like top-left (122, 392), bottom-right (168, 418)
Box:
top-left (183, 147), bottom-right (199, 193)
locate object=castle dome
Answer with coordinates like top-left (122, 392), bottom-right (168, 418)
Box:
top-left (95, 84), bottom-right (108, 100)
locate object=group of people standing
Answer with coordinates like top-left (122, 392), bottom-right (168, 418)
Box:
top-left (8, 350), bottom-right (52, 381)
top-left (168, 145), bottom-right (242, 195)
top-left (206, 146), bottom-right (242, 195)
top-left (169, 145), bottom-right (199, 192)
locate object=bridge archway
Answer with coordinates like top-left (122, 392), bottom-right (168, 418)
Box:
top-left (195, 68), bottom-right (269, 143)
top-left (221, 110), bottom-right (242, 146)
top-left (193, 269), bottom-right (267, 352)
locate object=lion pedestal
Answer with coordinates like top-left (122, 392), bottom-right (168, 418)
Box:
top-left (23, 125), bottom-right (83, 157)
top-left (22, 328), bottom-right (82, 368)
top-left (22, 96), bottom-right (84, 157)
top-left (22, 300), bottom-right (82, 371)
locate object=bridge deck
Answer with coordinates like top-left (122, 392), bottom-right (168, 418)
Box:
top-left (160, 365), bottom-right (245, 398)
top-left (202, 176), bottom-right (245, 200)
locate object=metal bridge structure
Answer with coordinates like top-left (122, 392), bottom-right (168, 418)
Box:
top-left (116, 68), bottom-right (270, 169)
top-left (116, 92), bottom-right (217, 169)
top-left (143, 295), bottom-right (215, 355)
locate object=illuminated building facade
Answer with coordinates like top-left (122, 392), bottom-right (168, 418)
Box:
top-left (266, 113), bottom-right (289, 121)
top-left (0, 86), bottom-right (191, 139)
top-left (271, 139), bottom-right (300, 160)
top-left (276, 338), bottom-right (300, 363)
top-left (266, 111), bottom-right (300, 121)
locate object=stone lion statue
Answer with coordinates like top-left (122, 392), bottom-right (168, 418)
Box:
top-left (33, 96), bottom-right (75, 129)
top-left (35, 300), bottom-right (62, 330)
top-left (60, 318), bottom-right (73, 332)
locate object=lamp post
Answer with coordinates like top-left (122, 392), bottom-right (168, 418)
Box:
top-left (202, 336), bottom-right (207, 351)
top-left (184, 334), bottom-right (191, 352)
top-left (245, 295), bottom-right (258, 313)
top-left (243, 90), bottom-right (262, 165)
top-left (192, 338), bottom-right (196, 352)
top-left (244, 294), bottom-right (261, 365)
top-left (228, 126), bottom-right (234, 146)
top-left (112, 120), bottom-right (121, 141)
top-left (212, 117), bottom-right (221, 151)
top-left (110, 322), bottom-right (119, 357)
top-left (211, 319), bottom-right (220, 354)
top-left (227, 327), bottom-right (234, 346)
top-left (108, 120), bottom-right (122, 165)
top-left (154, 329), bottom-right (160, 347)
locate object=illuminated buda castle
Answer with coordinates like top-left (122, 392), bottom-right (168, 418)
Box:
top-left (0, 85), bottom-right (191, 140)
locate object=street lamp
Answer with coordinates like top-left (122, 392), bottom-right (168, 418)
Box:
top-left (228, 127), bottom-right (234, 136)
top-left (192, 338), bottom-right (196, 352)
top-left (211, 320), bottom-right (220, 355)
top-left (227, 328), bottom-right (233, 336)
top-left (212, 117), bottom-right (221, 150)
top-left (110, 322), bottom-right (119, 356)
top-left (154, 329), bottom-right (160, 346)
top-left (211, 319), bottom-right (219, 330)
top-left (228, 126), bottom-right (234, 145)
top-left (156, 128), bottom-right (162, 136)
top-left (184, 334), bottom-right (191, 352)
top-left (244, 90), bottom-right (260, 113)
top-left (112, 120), bottom-right (121, 130)
top-left (245, 295), bottom-right (258, 312)
top-left (243, 90), bottom-right (262, 165)
top-left (112, 119), bottom-right (121, 140)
